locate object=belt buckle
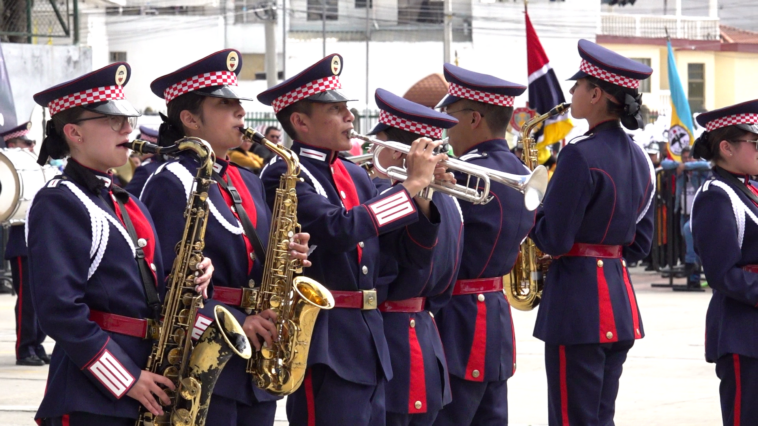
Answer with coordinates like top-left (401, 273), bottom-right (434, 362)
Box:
top-left (145, 318), bottom-right (161, 340)
top-left (362, 289), bottom-right (378, 310)
top-left (240, 288), bottom-right (258, 309)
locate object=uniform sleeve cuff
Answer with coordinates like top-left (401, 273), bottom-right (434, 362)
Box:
top-left (405, 201), bottom-right (440, 249)
top-left (83, 337), bottom-right (141, 400)
top-left (364, 185), bottom-right (419, 234)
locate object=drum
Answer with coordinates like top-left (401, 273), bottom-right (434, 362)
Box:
top-left (0, 149), bottom-right (58, 225)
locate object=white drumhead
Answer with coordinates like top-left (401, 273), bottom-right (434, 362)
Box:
top-left (0, 150), bottom-right (22, 223)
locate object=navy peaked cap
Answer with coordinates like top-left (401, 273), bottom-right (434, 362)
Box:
top-left (569, 39), bottom-right (652, 90)
top-left (138, 125), bottom-right (159, 143)
top-left (0, 121), bottom-right (32, 140)
top-left (257, 54), bottom-right (354, 113)
top-left (150, 49), bottom-right (252, 103)
top-left (436, 63), bottom-right (526, 109)
top-left (33, 62), bottom-right (138, 117)
top-left (369, 88), bottom-right (458, 139)
top-left (696, 99), bottom-right (758, 133)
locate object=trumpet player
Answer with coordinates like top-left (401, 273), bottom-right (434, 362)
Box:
top-left (432, 64), bottom-right (534, 426)
top-left (258, 54), bottom-right (446, 426)
top-left (27, 63), bottom-right (214, 426)
top-left (367, 88), bottom-right (463, 426)
top-left (141, 49), bottom-right (312, 426)
top-left (529, 40), bottom-right (656, 425)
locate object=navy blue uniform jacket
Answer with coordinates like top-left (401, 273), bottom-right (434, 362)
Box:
top-left (259, 141), bottom-right (440, 386)
top-left (692, 173), bottom-right (758, 362)
top-left (530, 120), bottom-right (655, 345)
top-left (124, 156), bottom-right (164, 198)
top-left (435, 139), bottom-right (533, 383)
top-left (5, 225), bottom-right (27, 259)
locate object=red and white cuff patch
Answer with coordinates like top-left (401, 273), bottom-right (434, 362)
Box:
top-left (48, 86), bottom-right (125, 116)
top-left (87, 350), bottom-right (135, 398)
top-left (579, 60), bottom-right (641, 90)
top-left (448, 82), bottom-right (514, 107)
top-left (368, 190), bottom-right (416, 226)
top-left (379, 110), bottom-right (443, 139)
top-left (191, 314), bottom-right (213, 341)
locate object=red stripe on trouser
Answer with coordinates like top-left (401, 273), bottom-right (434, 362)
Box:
top-left (63, 414), bottom-right (70, 426)
top-left (305, 369), bottom-right (316, 426)
top-left (559, 346), bottom-right (569, 426)
top-left (734, 354), bottom-right (741, 426)
top-left (596, 261), bottom-right (618, 342)
top-left (408, 318), bottom-right (427, 413)
top-left (464, 296), bottom-right (487, 381)
top-left (621, 265), bottom-right (642, 339)
top-left (15, 257), bottom-right (22, 358)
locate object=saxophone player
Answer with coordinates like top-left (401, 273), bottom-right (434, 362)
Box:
top-left (431, 64), bottom-right (534, 426)
top-left (27, 63), bottom-right (214, 426)
top-left (258, 54), bottom-right (446, 426)
top-left (529, 40), bottom-right (655, 425)
top-left (368, 88), bottom-right (463, 426)
top-left (140, 49), bottom-right (312, 426)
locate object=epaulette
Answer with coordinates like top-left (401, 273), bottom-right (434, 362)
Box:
top-left (459, 150), bottom-right (487, 162)
top-left (45, 177), bottom-right (62, 188)
top-left (569, 134), bottom-right (594, 145)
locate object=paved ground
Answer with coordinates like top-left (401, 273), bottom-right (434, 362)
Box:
top-left (0, 267), bottom-right (721, 426)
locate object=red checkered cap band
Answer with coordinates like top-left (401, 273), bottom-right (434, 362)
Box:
top-left (48, 86), bottom-right (125, 116)
top-left (379, 110), bottom-right (443, 139)
top-left (3, 129), bottom-right (30, 140)
top-left (271, 75), bottom-right (342, 113)
top-left (448, 82), bottom-right (514, 107)
top-left (163, 71), bottom-right (238, 103)
top-left (705, 113), bottom-right (758, 132)
top-left (580, 60), bottom-right (640, 90)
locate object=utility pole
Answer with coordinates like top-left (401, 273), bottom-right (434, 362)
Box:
top-left (365, 0), bottom-right (370, 133)
top-left (322, 0), bottom-right (327, 57)
top-left (282, 0), bottom-right (287, 78)
top-left (443, 0), bottom-right (452, 63)
top-left (264, 2), bottom-right (277, 88)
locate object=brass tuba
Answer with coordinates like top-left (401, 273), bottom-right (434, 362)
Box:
top-left (504, 103), bottom-right (570, 311)
top-left (130, 138), bottom-right (252, 426)
top-left (240, 127), bottom-right (335, 396)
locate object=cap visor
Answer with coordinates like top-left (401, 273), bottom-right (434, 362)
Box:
top-left (736, 123), bottom-right (758, 135)
top-left (367, 122), bottom-right (389, 136)
top-left (195, 85), bottom-right (255, 101)
top-left (306, 90), bottom-right (356, 104)
top-left (435, 94), bottom-right (461, 109)
top-left (568, 70), bottom-right (589, 81)
top-left (82, 99), bottom-right (141, 117)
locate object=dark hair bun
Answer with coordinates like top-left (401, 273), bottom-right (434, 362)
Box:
top-left (620, 92), bottom-right (643, 131)
top-left (37, 120), bottom-right (69, 165)
top-left (692, 131), bottom-right (713, 160)
top-left (158, 112), bottom-right (184, 147)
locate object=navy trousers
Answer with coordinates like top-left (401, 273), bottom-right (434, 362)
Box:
top-left (387, 410), bottom-right (439, 426)
top-left (716, 353), bottom-right (758, 426)
top-left (432, 375), bottom-right (508, 426)
top-left (41, 412), bottom-right (133, 426)
top-left (206, 393), bottom-right (277, 426)
top-left (287, 364), bottom-right (386, 426)
top-left (11, 256), bottom-right (46, 359)
top-left (545, 340), bottom-right (634, 426)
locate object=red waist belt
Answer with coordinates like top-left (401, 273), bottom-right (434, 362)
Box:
top-left (89, 310), bottom-right (159, 340)
top-left (378, 297), bottom-right (426, 313)
top-left (453, 277), bottom-right (503, 296)
top-left (212, 286), bottom-right (256, 309)
top-left (743, 265), bottom-right (758, 273)
top-left (331, 290), bottom-right (379, 310)
top-left (563, 243), bottom-right (623, 259)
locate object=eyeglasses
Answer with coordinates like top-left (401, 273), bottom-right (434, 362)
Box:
top-left (73, 115), bottom-right (137, 133)
top-left (732, 139), bottom-right (758, 150)
top-left (444, 108), bottom-right (484, 117)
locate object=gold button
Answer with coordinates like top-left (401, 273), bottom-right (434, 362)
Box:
top-left (636, 328), bottom-right (641, 336)
top-left (622, 260), bottom-right (627, 267)
top-left (410, 319), bottom-right (416, 328)
top-left (150, 263), bottom-right (156, 272)
top-left (359, 241), bottom-right (364, 248)
top-left (250, 252), bottom-right (255, 260)
top-left (606, 331), bottom-right (613, 340)
top-left (137, 238), bottom-right (147, 248)
top-left (340, 190), bottom-right (346, 199)
top-left (429, 312), bottom-right (434, 318)
top-left (414, 401), bottom-right (422, 410)
top-left (472, 370), bottom-right (480, 378)
top-left (362, 266), bottom-right (368, 275)
top-left (513, 362), bottom-right (517, 370)
top-left (597, 260), bottom-right (604, 268)
top-left (477, 294), bottom-right (485, 302)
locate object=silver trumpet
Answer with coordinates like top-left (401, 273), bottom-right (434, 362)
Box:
top-left (349, 131), bottom-right (548, 211)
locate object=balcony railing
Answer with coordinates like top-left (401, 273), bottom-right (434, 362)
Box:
top-left (600, 13), bottom-right (719, 41)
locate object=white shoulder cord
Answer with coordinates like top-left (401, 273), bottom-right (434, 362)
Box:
top-left (632, 141), bottom-right (657, 224)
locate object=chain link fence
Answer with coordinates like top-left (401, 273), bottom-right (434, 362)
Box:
top-left (1, 0), bottom-right (77, 43)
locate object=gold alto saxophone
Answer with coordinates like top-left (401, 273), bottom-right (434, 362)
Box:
top-left (504, 103), bottom-right (570, 311)
top-left (239, 127), bottom-right (335, 396)
top-left (129, 137), bottom-right (252, 426)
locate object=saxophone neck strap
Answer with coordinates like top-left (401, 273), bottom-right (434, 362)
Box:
top-left (213, 172), bottom-right (267, 265)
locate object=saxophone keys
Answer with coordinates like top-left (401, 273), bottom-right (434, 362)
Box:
top-left (168, 347), bottom-right (183, 365)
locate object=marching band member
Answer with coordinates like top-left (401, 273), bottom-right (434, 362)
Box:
top-left (432, 64), bottom-right (533, 426)
top-left (368, 88), bottom-right (463, 426)
top-left (124, 125), bottom-right (162, 196)
top-left (140, 49), bottom-right (311, 426)
top-left (28, 63), bottom-right (213, 426)
top-left (0, 123), bottom-right (48, 366)
top-left (690, 100), bottom-right (758, 426)
top-left (529, 40), bottom-right (655, 425)
top-left (258, 54), bottom-right (445, 426)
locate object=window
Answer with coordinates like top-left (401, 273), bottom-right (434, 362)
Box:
top-left (307, 0), bottom-right (338, 21)
top-left (630, 58), bottom-right (651, 93)
top-left (110, 52), bottom-right (127, 63)
top-left (398, 0), bottom-right (442, 24)
top-left (688, 63), bottom-right (705, 113)
top-left (355, 0), bottom-right (372, 8)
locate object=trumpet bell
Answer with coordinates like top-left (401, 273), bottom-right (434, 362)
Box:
top-left (523, 166), bottom-right (548, 211)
